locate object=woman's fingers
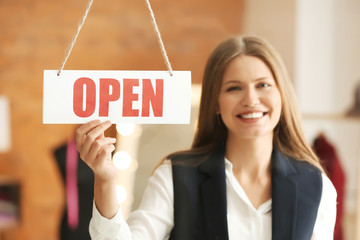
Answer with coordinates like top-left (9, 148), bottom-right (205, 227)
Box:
top-left (75, 119), bottom-right (101, 149)
top-left (92, 144), bottom-right (117, 172)
top-left (85, 137), bottom-right (116, 167)
top-left (77, 120), bottom-right (112, 160)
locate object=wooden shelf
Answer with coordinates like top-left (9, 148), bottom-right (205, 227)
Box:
top-left (302, 113), bottom-right (360, 121)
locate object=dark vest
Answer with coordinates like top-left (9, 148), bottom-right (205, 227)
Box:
top-left (169, 147), bottom-right (322, 240)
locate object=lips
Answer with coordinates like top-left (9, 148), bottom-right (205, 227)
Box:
top-left (237, 111), bottom-right (267, 119)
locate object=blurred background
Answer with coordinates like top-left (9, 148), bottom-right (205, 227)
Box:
top-left (0, 0), bottom-right (359, 239)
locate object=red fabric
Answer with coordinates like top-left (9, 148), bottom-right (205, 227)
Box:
top-left (66, 138), bottom-right (79, 229)
top-left (313, 134), bottom-right (345, 240)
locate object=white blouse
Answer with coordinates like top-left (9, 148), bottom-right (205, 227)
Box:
top-left (89, 159), bottom-right (337, 240)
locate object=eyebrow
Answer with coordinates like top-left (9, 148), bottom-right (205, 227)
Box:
top-left (223, 77), bottom-right (270, 85)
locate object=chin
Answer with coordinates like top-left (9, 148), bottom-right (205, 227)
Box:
top-left (238, 130), bottom-right (274, 140)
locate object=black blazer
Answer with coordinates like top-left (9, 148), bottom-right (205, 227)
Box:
top-left (169, 146), bottom-right (322, 240)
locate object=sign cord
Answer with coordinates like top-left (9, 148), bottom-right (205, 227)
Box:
top-left (144, 0), bottom-right (173, 76)
top-left (57, 0), bottom-right (173, 77)
top-left (57, 0), bottom-right (94, 76)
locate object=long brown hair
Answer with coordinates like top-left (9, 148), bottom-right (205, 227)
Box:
top-left (165, 35), bottom-right (323, 171)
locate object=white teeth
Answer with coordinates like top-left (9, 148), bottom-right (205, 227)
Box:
top-left (241, 112), bottom-right (263, 119)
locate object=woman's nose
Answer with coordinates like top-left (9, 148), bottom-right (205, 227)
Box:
top-left (240, 89), bottom-right (260, 107)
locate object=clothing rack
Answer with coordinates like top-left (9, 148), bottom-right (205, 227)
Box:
top-left (302, 113), bottom-right (360, 240)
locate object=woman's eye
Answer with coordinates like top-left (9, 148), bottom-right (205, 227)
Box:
top-left (226, 86), bottom-right (241, 92)
top-left (258, 83), bottom-right (270, 88)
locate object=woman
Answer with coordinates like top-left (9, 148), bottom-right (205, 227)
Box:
top-left (76, 36), bottom-right (337, 239)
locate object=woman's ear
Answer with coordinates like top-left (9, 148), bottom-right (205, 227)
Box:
top-left (215, 105), bottom-right (220, 115)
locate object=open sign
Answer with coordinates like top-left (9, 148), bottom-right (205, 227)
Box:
top-left (43, 70), bottom-right (191, 124)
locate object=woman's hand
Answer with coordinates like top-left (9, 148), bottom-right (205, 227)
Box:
top-left (75, 119), bottom-right (117, 182)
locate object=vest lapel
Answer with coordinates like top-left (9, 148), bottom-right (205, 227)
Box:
top-left (199, 148), bottom-right (229, 240)
top-left (271, 148), bottom-right (298, 240)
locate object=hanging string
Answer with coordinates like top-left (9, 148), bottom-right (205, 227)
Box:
top-left (57, 0), bottom-right (94, 76)
top-left (144, 0), bottom-right (173, 76)
top-left (57, 0), bottom-right (173, 76)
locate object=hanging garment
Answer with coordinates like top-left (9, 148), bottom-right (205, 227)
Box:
top-left (313, 134), bottom-right (345, 240)
top-left (54, 138), bottom-right (94, 240)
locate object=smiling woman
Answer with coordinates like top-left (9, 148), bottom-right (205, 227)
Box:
top-left (75, 36), bottom-right (337, 240)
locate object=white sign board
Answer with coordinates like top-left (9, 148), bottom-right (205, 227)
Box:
top-left (43, 70), bottom-right (191, 124)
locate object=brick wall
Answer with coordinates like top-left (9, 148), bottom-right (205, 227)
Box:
top-left (0, 0), bottom-right (244, 239)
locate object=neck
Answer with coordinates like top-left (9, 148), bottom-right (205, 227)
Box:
top-left (225, 134), bottom-right (273, 180)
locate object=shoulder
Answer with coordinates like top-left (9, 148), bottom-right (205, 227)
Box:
top-left (320, 173), bottom-right (337, 200)
top-left (272, 148), bottom-right (321, 177)
top-left (153, 159), bottom-right (172, 178)
top-left (285, 158), bottom-right (323, 191)
top-left (170, 144), bottom-right (226, 167)
top-left (170, 153), bottom-right (207, 167)
top-left (147, 160), bottom-right (173, 192)
top-left (288, 157), bottom-right (321, 174)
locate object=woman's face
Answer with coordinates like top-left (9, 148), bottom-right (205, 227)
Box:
top-left (218, 55), bottom-right (282, 140)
